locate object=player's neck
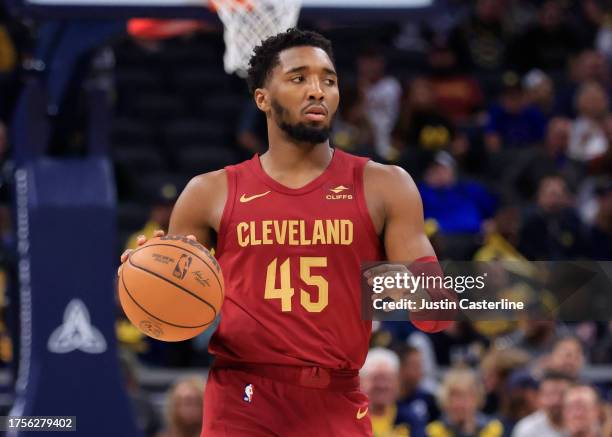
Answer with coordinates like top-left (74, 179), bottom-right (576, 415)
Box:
top-left (260, 140), bottom-right (334, 185)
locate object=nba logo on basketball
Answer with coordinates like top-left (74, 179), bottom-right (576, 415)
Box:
top-left (172, 254), bottom-right (192, 279)
top-left (243, 384), bottom-right (254, 403)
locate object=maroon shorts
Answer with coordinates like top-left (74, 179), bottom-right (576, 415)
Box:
top-left (201, 361), bottom-right (372, 436)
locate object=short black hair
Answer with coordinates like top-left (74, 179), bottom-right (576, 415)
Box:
top-left (246, 28), bottom-right (335, 95)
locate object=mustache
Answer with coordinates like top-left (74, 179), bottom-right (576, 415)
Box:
top-left (272, 99), bottom-right (332, 144)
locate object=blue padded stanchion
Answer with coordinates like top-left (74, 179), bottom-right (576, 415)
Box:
top-left (8, 157), bottom-right (141, 437)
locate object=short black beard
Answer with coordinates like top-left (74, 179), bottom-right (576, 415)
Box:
top-left (272, 99), bottom-right (331, 144)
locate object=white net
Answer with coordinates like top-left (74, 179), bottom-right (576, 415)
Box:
top-left (211, 0), bottom-right (302, 77)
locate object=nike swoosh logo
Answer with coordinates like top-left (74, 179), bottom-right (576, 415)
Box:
top-left (240, 191), bottom-right (271, 203)
top-left (356, 407), bottom-right (368, 420)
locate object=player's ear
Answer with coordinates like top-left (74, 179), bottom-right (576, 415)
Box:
top-left (254, 88), bottom-right (270, 112)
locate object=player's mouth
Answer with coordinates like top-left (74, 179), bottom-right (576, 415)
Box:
top-left (303, 105), bottom-right (327, 122)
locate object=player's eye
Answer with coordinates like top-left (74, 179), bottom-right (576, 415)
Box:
top-left (291, 76), bottom-right (304, 83)
top-left (325, 78), bottom-right (336, 86)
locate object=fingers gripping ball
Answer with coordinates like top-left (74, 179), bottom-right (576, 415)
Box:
top-left (118, 235), bottom-right (224, 342)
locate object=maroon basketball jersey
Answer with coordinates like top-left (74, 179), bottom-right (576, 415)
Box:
top-left (210, 149), bottom-right (383, 370)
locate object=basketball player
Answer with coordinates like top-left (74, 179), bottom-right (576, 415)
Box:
top-left (121, 28), bottom-right (452, 436)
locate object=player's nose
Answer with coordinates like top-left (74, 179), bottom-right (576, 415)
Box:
top-left (306, 78), bottom-right (325, 101)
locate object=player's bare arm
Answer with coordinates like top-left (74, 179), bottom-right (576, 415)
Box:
top-left (167, 169), bottom-right (228, 248)
top-left (363, 161), bottom-right (454, 330)
top-left (363, 161), bottom-right (435, 260)
top-left (119, 169), bottom-right (228, 266)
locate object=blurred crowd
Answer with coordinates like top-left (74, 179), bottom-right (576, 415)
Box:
top-left (359, 338), bottom-right (612, 437)
top-left (1, 0), bottom-right (612, 436)
top-left (123, 330), bottom-right (612, 437)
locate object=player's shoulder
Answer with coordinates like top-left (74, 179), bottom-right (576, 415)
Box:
top-left (182, 155), bottom-right (254, 199)
top-left (186, 169), bottom-right (228, 196)
top-left (364, 160), bottom-right (417, 190)
top-left (174, 169), bottom-right (228, 228)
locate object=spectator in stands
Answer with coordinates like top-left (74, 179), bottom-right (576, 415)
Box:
top-left (397, 345), bottom-right (440, 426)
top-left (591, 321), bottom-right (612, 364)
top-left (570, 0), bottom-right (607, 56)
top-left (157, 376), bottom-right (204, 437)
top-left (556, 50), bottom-right (610, 118)
top-left (484, 72), bottom-right (548, 151)
top-left (424, 33), bottom-right (484, 125)
top-left (523, 70), bottom-right (556, 118)
top-left (236, 101), bottom-right (267, 157)
top-left (473, 203), bottom-right (553, 340)
top-left (568, 81), bottom-right (610, 164)
top-left (602, 402), bottom-right (612, 437)
top-left (596, 13), bottom-right (612, 64)
top-left (499, 371), bottom-right (540, 437)
top-left (331, 81), bottom-right (376, 157)
top-left (393, 77), bottom-right (458, 174)
top-left (427, 368), bottom-right (503, 437)
top-left (430, 321), bottom-right (490, 368)
top-left (356, 45), bottom-right (402, 160)
top-left (546, 336), bottom-right (585, 381)
top-left (419, 151), bottom-right (496, 235)
top-left (589, 179), bottom-right (612, 259)
top-left (480, 348), bottom-right (531, 417)
top-left (512, 371), bottom-right (574, 437)
top-left (509, 1), bottom-right (581, 73)
top-left (125, 182), bottom-right (177, 250)
top-left (576, 49), bottom-right (611, 88)
top-left (512, 117), bottom-right (582, 201)
top-left (448, 0), bottom-right (510, 72)
top-left (393, 77), bottom-right (454, 153)
top-left (361, 347), bottom-right (426, 437)
top-left (519, 175), bottom-right (587, 260)
top-left (473, 203), bottom-right (525, 262)
top-left (495, 321), bottom-right (565, 360)
top-left (562, 385), bottom-right (603, 437)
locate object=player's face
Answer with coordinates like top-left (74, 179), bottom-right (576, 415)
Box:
top-left (264, 46), bottom-right (339, 144)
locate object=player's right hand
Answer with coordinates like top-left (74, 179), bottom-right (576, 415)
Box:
top-left (118, 231), bottom-right (198, 275)
top-left (118, 229), bottom-right (165, 276)
top-left (120, 229), bottom-right (166, 265)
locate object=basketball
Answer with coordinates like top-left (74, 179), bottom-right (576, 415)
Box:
top-left (118, 235), bottom-right (224, 342)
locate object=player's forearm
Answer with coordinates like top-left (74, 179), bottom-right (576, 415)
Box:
top-left (407, 256), bottom-right (456, 332)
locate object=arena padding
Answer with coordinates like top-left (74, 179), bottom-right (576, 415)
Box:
top-left (8, 157), bottom-right (141, 437)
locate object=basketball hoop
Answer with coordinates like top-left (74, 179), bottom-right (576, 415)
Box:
top-left (209, 0), bottom-right (302, 78)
